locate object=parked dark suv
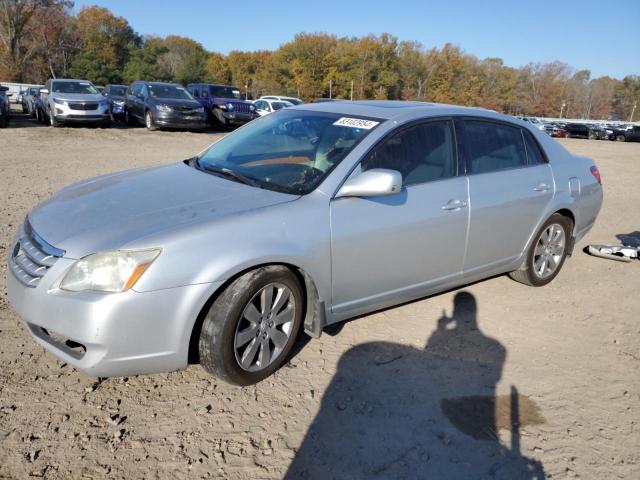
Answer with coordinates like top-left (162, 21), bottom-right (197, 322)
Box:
top-left (187, 83), bottom-right (258, 129)
top-left (103, 84), bottom-right (128, 121)
top-left (125, 81), bottom-right (206, 131)
top-left (610, 125), bottom-right (640, 142)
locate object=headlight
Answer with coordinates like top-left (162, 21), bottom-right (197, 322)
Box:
top-left (114, 100), bottom-right (125, 106)
top-left (53, 98), bottom-right (67, 106)
top-left (249, 104), bottom-right (256, 111)
top-left (60, 249), bottom-right (161, 293)
top-left (226, 103), bottom-right (234, 110)
top-left (99, 100), bottom-right (109, 108)
top-left (195, 106), bottom-right (204, 113)
top-left (156, 104), bottom-right (171, 113)
top-left (219, 104), bottom-right (227, 110)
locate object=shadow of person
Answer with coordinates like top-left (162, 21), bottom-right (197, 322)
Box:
top-left (285, 292), bottom-right (544, 480)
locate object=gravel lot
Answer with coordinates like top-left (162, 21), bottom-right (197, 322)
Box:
top-left (1, 111), bottom-right (639, 479)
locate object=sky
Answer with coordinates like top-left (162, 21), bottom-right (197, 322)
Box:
top-left (73, 0), bottom-right (640, 79)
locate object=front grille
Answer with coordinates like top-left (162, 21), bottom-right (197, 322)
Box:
top-left (231, 102), bottom-right (252, 114)
top-left (9, 220), bottom-right (65, 288)
top-left (173, 105), bottom-right (198, 114)
top-left (68, 102), bottom-right (98, 111)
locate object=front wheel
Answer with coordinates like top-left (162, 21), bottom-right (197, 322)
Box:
top-left (616, 134), bottom-right (626, 142)
top-left (509, 214), bottom-right (572, 287)
top-left (50, 113), bottom-right (61, 127)
top-left (145, 110), bottom-right (157, 131)
top-left (198, 266), bottom-right (304, 385)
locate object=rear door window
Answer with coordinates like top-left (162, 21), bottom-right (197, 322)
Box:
top-left (463, 120), bottom-right (527, 174)
top-left (523, 131), bottom-right (546, 165)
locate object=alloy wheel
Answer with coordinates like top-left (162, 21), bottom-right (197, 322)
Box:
top-left (532, 223), bottom-right (566, 279)
top-left (233, 283), bottom-right (296, 372)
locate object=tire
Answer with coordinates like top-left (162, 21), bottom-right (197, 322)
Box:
top-left (50, 112), bottom-right (61, 127)
top-left (22, 104), bottom-right (28, 113)
top-left (616, 134), bottom-right (626, 142)
top-left (101, 118), bottom-right (112, 128)
top-left (509, 213), bottom-right (572, 287)
top-left (199, 266), bottom-right (304, 385)
top-left (0, 115), bottom-right (6, 128)
top-left (145, 110), bottom-right (157, 131)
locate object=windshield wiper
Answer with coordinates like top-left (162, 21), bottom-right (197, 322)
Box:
top-left (195, 160), bottom-right (261, 188)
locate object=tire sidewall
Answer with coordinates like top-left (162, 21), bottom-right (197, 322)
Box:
top-left (200, 266), bottom-right (304, 385)
top-left (525, 215), bottom-right (572, 286)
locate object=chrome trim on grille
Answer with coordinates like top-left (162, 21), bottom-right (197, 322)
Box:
top-left (9, 220), bottom-right (65, 288)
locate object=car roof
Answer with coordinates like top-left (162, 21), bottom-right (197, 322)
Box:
top-left (289, 100), bottom-right (513, 122)
top-left (51, 78), bottom-right (93, 83)
top-left (143, 81), bottom-right (180, 87)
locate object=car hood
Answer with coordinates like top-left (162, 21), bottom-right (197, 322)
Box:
top-left (28, 162), bottom-right (299, 258)
top-left (52, 93), bottom-right (104, 102)
top-left (153, 98), bottom-right (201, 108)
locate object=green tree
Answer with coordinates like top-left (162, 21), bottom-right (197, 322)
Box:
top-left (122, 37), bottom-right (169, 82)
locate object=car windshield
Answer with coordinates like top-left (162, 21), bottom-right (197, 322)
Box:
top-left (110, 86), bottom-right (127, 96)
top-left (148, 84), bottom-right (193, 100)
top-left (195, 109), bottom-right (382, 195)
top-left (211, 86), bottom-right (242, 99)
top-left (52, 81), bottom-right (98, 94)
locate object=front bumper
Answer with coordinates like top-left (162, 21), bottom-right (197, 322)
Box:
top-left (155, 111), bottom-right (207, 129)
top-left (221, 111), bottom-right (259, 125)
top-left (53, 102), bottom-right (110, 123)
top-left (7, 237), bottom-right (221, 377)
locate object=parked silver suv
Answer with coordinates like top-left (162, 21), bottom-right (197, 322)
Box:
top-left (41, 79), bottom-right (111, 127)
top-left (7, 101), bottom-right (603, 385)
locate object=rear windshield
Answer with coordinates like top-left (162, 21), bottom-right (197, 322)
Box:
top-left (52, 81), bottom-right (98, 94)
top-left (148, 84), bottom-right (193, 100)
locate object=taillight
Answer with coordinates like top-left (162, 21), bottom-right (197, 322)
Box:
top-left (590, 166), bottom-right (602, 185)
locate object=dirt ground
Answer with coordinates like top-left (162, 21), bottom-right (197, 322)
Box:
top-left (0, 110), bottom-right (638, 479)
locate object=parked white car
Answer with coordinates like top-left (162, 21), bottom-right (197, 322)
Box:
top-left (260, 95), bottom-right (303, 105)
top-left (253, 99), bottom-right (294, 116)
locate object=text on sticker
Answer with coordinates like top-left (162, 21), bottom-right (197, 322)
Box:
top-left (333, 117), bottom-right (379, 129)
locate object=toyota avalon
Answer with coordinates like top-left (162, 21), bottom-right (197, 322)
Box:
top-left (7, 101), bottom-right (603, 385)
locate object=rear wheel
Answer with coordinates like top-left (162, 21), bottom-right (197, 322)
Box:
top-left (198, 266), bottom-right (304, 385)
top-left (509, 214), bottom-right (572, 287)
top-left (616, 134), bottom-right (626, 142)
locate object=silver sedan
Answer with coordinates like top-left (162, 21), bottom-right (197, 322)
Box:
top-left (7, 101), bottom-right (603, 385)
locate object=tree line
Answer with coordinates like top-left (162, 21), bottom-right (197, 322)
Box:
top-left (1, 1), bottom-right (638, 121)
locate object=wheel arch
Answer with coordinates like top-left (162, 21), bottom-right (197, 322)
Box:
top-left (187, 261), bottom-right (324, 364)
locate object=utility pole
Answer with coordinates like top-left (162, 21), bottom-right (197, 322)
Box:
top-left (245, 82), bottom-right (248, 100)
top-left (350, 80), bottom-right (354, 101)
top-left (559, 102), bottom-right (565, 119)
top-left (630, 101), bottom-right (637, 122)
top-left (329, 79), bottom-right (332, 99)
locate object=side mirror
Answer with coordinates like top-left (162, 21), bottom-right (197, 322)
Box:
top-left (39, 88), bottom-right (49, 94)
top-left (336, 169), bottom-right (402, 198)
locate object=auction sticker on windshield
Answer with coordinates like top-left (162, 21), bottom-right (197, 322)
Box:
top-left (333, 117), bottom-right (379, 129)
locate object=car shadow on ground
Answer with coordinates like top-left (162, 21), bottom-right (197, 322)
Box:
top-left (286, 292), bottom-right (546, 479)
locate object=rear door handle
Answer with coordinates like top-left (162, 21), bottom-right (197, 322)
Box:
top-left (442, 199), bottom-right (468, 211)
top-left (533, 183), bottom-right (551, 192)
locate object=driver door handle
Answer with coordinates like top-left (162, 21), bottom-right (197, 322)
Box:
top-left (442, 199), bottom-right (468, 211)
top-left (533, 183), bottom-right (551, 192)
